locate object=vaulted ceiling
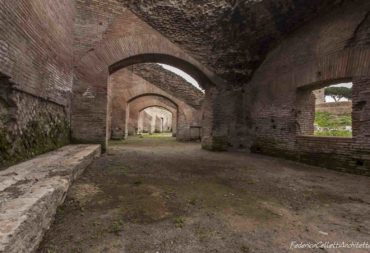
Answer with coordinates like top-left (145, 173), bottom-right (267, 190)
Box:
top-left (131, 64), bottom-right (204, 109)
top-left (119, 0), bottom-right (345, 86)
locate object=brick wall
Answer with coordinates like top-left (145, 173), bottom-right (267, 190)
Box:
top-left (138, 107), bottom-right (172, 134)
top-left (131, 63), bottom-right (204, 109)
top-left (246, 1), bottom-right (370, 175)
top-left (0, 0), bottom-right (74, 167)
top-left (128, 96), bottom-right (177, 137)
top-left (316, 101), bottom-right (352, 115)
top-left (71, 5), bottom-right (224, 150)
top-left (0, 0), bottom-right (74, 105)
top-left (139, 111), bottom-right (153, 133)
top-left (109, 69), bottom-right (200, 141)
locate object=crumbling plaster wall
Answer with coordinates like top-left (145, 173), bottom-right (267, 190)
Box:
top-left (244, 1), bottom-right (370, 175)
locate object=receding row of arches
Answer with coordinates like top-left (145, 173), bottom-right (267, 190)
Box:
top-left (72, 50), bottom-right (221, 150)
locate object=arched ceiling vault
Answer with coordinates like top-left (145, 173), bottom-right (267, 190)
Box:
top-left (130, 63), bottom-right (204, 110)
top-left (119, 0), bottom-right (347, 86)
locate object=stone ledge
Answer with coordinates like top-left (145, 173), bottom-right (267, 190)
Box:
top-left (0, 144), bottom-right (101, 253)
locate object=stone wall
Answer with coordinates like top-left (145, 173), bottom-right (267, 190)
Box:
top-left (0, 76), bottom-right (69, 168)
top-left (245, 1), bottom-right (370, 175)
top-left (316, 101), bottom-right (352, 115)
top-left (0, 1), bottom-right (74, 167)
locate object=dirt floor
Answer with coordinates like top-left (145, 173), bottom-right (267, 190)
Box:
top-left (38, 135), bottom-right (370, 253)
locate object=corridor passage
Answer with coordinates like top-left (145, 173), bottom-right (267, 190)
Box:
top-left (38, 135), bottom-right (370, 253)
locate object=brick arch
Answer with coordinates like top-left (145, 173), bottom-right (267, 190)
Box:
top-left (128, 98), bottom-right (178, 137)
top-left (126, 94), bottom-right (189, 139)
top-left (138, 106), bottom-right (174, 135)
top-left (139, 106), bottom-right (174, 115)
top-left (109, 53), bottom-right (223, 90)
top-left (246, 3), bottom-right (370, 174)
top-left (128, 93), bottom-right (178, 105)
top-left (108, 68), bottom-right (200, 141)
top-left (72, 39), bottom-right (219, 150)
top-left (75, 35), bottom-right (225, 88)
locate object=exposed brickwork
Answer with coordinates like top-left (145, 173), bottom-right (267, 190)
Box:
top-left (131, 63), bottom-right (204, 109)
top-left (0, 1), bottom-right (73, 166)
top-left (71, 8), bottom-right (222, 150)
top-left (0, 0), bottom-right (74, 105)
top-left (316, 102), bottom-right (352, 115)
top-left (137, 107), bottom-right (173, 134)
top-left (296, 89), bottom-right (316, 136)
top-left (296, 136), bottom-right (370, 176)
top-left (109, 69), bottom-right (200, 141)
top-left (1, 0), bottom-right (369, 176)
top-left (246, 2), bottom-right (370, 175)
top-left (139, 111), bottom-right (153, 134)
top-left (127, 95), bottom-right (177, 136)
top-left (123, 0), bottom-right (343, 86)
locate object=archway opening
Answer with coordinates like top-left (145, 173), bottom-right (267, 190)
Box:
top-left (138, 106), bottom-right (173, 137)
top-left (125, 94), bottom-right (178, 139)
top-left (108, 58), bottom-right (208, 145)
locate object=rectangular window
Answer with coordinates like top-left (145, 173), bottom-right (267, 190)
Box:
top-left (313, 83), bottom-right (353, 137)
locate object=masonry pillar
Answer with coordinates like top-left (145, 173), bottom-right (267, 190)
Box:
top-left (71, 71), bottom-right (109, 151)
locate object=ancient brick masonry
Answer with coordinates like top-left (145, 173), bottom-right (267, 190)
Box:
top-left (71, 4), bottom-right (222, 150)
top-left (124, 0), bottom-right (344, 86)
top-left (0, 1), bottom-right (74, 167)
top-left (127, 96), bottom-right (178, 137)
top-left (109, 69), bottom-right (201, 141)
top-left (132, 63), bottom-right (204, 109)
top-left (245, 1), bottom-right (370, 175)
top-left (316, 102), bottom-right (352, 115)
top-left (137, 107), bottom-right (173, 134)
top-left (1, 0), bottom-right (370, 175)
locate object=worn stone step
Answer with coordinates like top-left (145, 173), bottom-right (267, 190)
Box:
top-left (0, 145), bottom-right (101, 253)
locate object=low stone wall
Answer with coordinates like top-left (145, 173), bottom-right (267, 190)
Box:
top-left (316, 101), bottom-right (352, 115)
top-left (251, 136), bottom-right (370, 176)
top-left (296, 136), bottom-right (369, 174)
top-left (0, 144), bottom-right (101, 253)
top-left (0, 84), bottom-right (70, 168)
